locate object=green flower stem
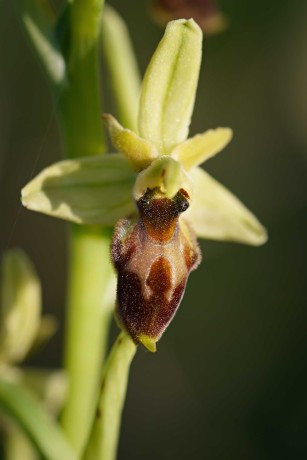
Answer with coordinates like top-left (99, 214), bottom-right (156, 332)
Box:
top-left (61, 226), bottom-right (115, 455)
top-left (57, 0), bottom-right (115, 455)
top-left (84, 332), bottom-right (136, 460)
top-left (0, 379), bottom-right (76, 460)
top-left (101, 5), bottom-right (141, 131)
top-left (58, 0), bottom-right (106, 158)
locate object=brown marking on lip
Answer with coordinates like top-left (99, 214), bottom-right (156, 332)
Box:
top-left (116, 269), bottom-right (186, 343)
top-left (111, 188), bottom-right (201, 349)
top-left (146, 256), bottom-right (172, 294)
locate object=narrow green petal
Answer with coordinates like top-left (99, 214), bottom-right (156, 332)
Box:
top-left (0, 250), bottom-right (41, 364)
top-left (138, 19), bottom-right (202, 154)
top-left (15, 0), bottom-right (66, 88)
top-left (133, 156), bottom-right (192, 200)
top-left (21, 154), bottom-right (136, 226)
top-left (172, 127), bottom-right (233, 170)
top-left (103, 114), bottom-right (158, 171)
top-left (186, 168), bottom-right (268, 246)
top-left (0, 379), bottom-right (76, 460)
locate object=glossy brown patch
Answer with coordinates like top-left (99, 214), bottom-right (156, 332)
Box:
top-left (146, 257), bottom-right (172, 293)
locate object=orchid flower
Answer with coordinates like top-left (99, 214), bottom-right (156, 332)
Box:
top-left (21, 19), bottom-right (267, 351)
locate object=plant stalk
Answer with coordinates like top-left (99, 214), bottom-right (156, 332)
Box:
top-left (84, 332), bottom-right (136, 460)
top-left (57, 0), bottom-right (115, 455)
top-left (61, 226), bottom-right (115, 454)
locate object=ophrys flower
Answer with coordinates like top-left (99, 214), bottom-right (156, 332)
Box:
top-left (21, 19), bottom-right (267, 351)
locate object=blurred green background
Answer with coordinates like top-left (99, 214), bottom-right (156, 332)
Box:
top-left (1, 0), bottom-right (307, 459)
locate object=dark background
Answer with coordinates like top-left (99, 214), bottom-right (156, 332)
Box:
top-left (1, 0), bottom-right (307, 459)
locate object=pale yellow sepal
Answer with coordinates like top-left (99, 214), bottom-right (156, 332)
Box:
top-left (103, 114), bottom-right (158, 171)
top-left (186, 167), bottom-right (268, 246)
top-left (21, 154), bottom-right (136, 226)
top-left (0, 250), bottom-right (41, 364)
top-left (138, 19), bottom-right (202, 154)
top-left (138, 335), bottom-right (157, 353)
top-left (133, 156), bottom-right (192, 200)
top-left (172, 127), bottom-right (233, 170)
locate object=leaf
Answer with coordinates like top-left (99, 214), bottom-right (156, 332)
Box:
top-left (172, 127), bottom-right (233, 170)
top-left (0, 379), bottom-right (76, 460)
top-left (15, 0), bottom-right (66, 88)
top-left (186, 167), bottom-right (268, 246)
top-left (138, 19), bottom-right (202, 154)
top-left (21, 154), bottom-right (137, 225)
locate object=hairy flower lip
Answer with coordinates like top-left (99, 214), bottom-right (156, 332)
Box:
top-left (112, 187), bottom-right (201, 352)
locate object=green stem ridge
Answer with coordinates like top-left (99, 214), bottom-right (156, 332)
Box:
top-left (58, 0), bottom-right (106, 159)
top-left (0, 379), bottom-right (76, 460)
top-left (61, 226), bottom-right (115, 455)
top-left (84, 332), bottom-right (137, 460)
top-left (14, 1), bottom-right (139, 458)
top-left (58, 0), bottom-right (114, 455)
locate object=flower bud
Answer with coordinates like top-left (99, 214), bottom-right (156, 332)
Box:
top-left (111, 188), bottom-right (201, 352)
top-left (0, 249), bottom-right (41, 363)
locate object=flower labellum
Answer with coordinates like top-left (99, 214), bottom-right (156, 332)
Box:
top-left (111, 188), bottom-right (201, 352)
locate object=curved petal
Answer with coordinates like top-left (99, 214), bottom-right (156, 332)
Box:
top-left (172, 127), bottom-right (233, 170)
top-left (21, 154), bottom-right (137, 225)
top-left (186, 167), bottom-right (268, 246)
top-left (103, 114), bottom-right (158, 171)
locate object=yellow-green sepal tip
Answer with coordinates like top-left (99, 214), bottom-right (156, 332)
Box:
top-left (138, 335), bottom-right (157, 353)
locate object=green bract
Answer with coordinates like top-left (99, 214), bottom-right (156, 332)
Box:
top-left (21, 19), bottom-right (267, 246)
